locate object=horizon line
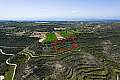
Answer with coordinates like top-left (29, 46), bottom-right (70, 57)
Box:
top-left (0, 16), bottom-right (120, 21)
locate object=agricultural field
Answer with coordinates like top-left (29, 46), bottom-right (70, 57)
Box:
top-left (4, 66), bottom-right (15, 80)
top-left (44, 32), bottom-right (57, 42)
top-left (60, 31), bottom-right (74, 38)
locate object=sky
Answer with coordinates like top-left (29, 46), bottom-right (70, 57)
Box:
top-left (0, 0), bottom-right (120, 20)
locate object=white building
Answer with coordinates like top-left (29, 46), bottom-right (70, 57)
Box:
top-left (0, 75), bottom-right (4, 80)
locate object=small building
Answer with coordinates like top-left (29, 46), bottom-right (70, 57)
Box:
top-left (0, 75), bottom-right (4, 80)
top-left (30, 32), bottom-right (47, 38)
top-left (54, 28), bottom-right (66, 31)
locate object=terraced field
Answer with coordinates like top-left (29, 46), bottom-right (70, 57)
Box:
top-left (0, 21), bottom-right (119, 80)
top-left (11, 29), bottom-right (120, 80)
top-left (13, 48), bottom-right (110, 80)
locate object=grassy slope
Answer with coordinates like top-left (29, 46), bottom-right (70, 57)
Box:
top-left (60, 31), bottom-right (74, 38)
top-left (44, 32), bottom-right (57, 42)
top-left (5, 66), bottom-right (14, 80)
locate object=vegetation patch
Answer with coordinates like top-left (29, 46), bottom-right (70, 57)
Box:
top-left (44, 32), bottom-right (57, 42)
top-left (5, 66), bottom-right (14, 80)
top-left (60, 31), bottom-right (74, 38)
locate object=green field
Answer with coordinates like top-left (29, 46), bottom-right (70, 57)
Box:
top-left (60, 31), bottom-right (74, 38)
top-left (111, 29), bottom-right (120, 33)
top-left (44, 32), bottom-right (57, 42)
top-left (5, 66), bottom-right (14, 80)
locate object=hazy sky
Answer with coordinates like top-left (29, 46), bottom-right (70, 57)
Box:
top-left (0, 0), bottom-right (120, 20)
